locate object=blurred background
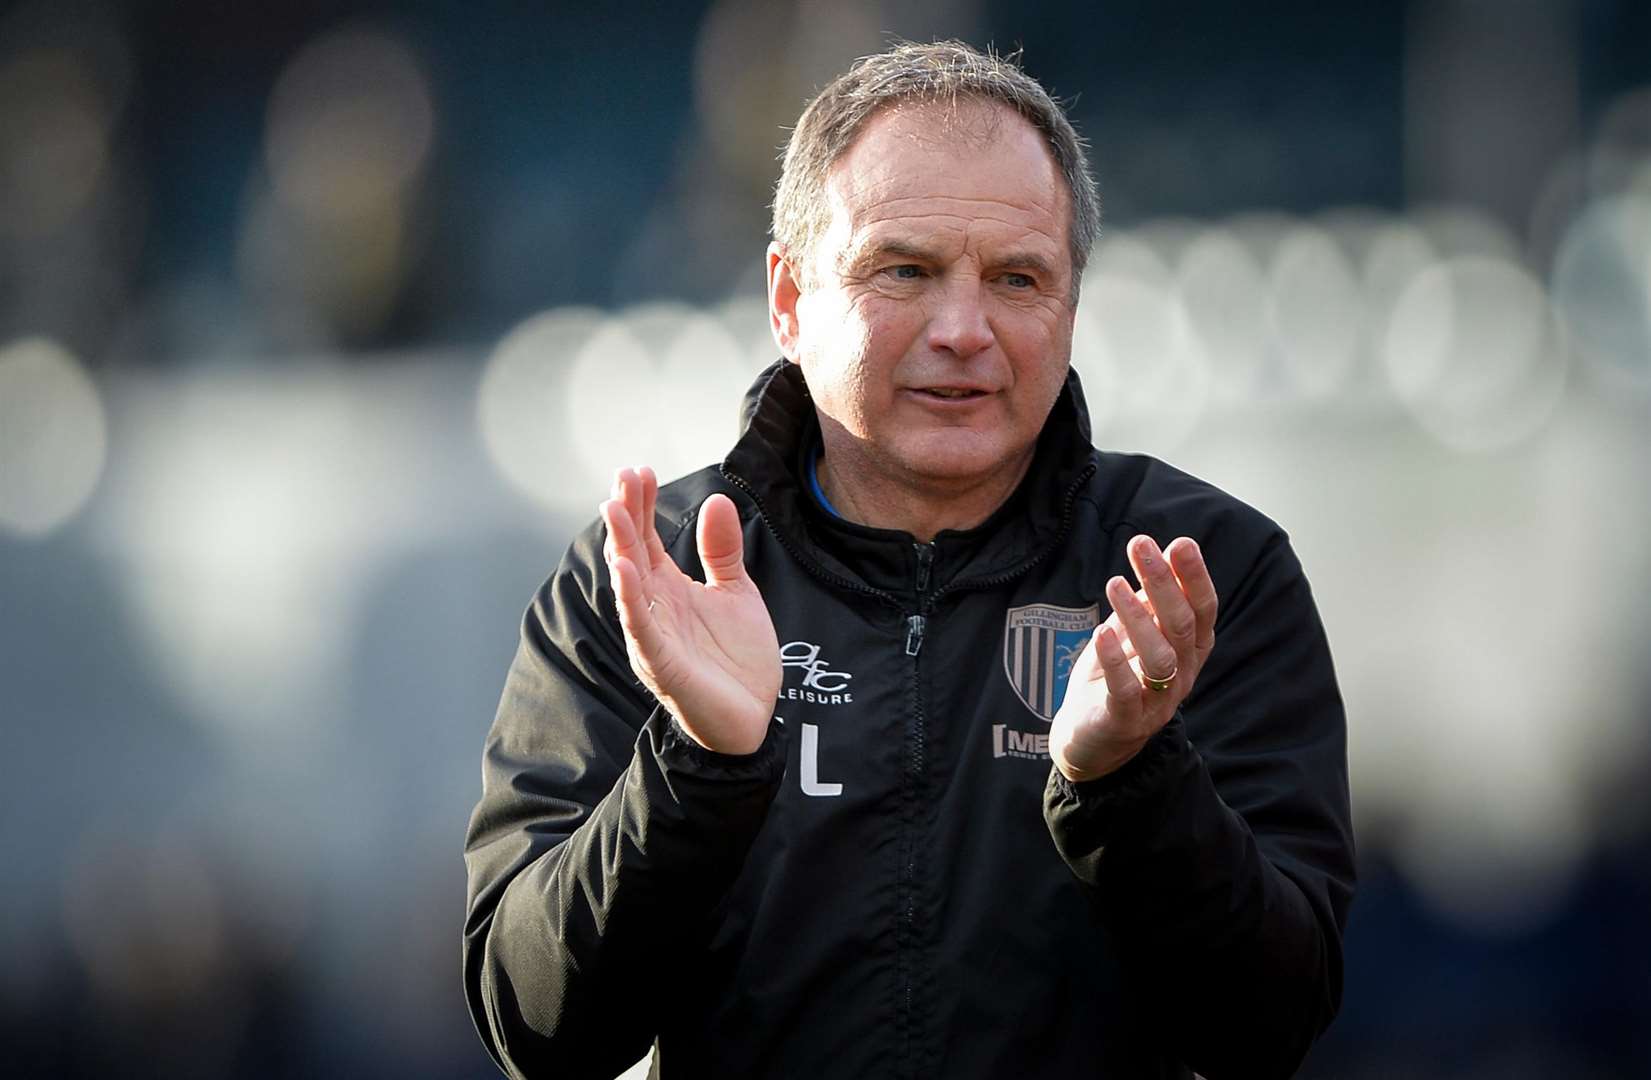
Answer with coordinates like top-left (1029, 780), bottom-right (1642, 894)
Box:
top-left (1, 0), bottom-right (1648, 1076)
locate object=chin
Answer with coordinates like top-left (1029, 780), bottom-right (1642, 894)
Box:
top-left (895, 437), bottom-right (1024, 483)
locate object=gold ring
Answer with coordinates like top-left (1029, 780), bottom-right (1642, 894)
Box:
top-left (1142, 666), bottom-right (1177, 693)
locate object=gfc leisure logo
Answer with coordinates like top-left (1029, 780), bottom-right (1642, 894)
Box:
top-left (778, 639), bottom-right (854, 797)
top-left (780, 640), bottom-right (854, 705)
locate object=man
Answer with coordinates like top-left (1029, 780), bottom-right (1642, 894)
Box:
top-left (464, 41), bottom-right (1354, 1080)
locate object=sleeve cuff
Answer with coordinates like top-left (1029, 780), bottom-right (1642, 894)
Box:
top-left (655, 709), bottom-right (790, 780)
top-left (1048, 713), bottom-right (1191, 810)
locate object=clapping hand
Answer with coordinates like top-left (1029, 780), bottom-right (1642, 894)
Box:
top-left (600, 467), bottom-right (782, 755)
top-left (1050, 535), bottom-right (1219, 783)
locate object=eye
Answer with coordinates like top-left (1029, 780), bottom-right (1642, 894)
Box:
top-left (884, 264), bottom-right (925, 280)
top-left (1002, 272), bottom-right (1036, 289)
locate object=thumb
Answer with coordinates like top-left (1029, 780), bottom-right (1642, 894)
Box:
top-left (696, 493), bottom-right (748, 587)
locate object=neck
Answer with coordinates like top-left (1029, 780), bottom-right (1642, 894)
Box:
top-left (815, 442), bottom-right (1034, 543)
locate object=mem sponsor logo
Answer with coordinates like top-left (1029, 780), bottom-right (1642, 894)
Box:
top-left (992, 724), bottom-right (1051, 760)
top-left (780, 640), bottom-right (854, 705)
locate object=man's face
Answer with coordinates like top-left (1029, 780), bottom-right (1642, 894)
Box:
top-left (769, 101), bottom-right (1076, 497)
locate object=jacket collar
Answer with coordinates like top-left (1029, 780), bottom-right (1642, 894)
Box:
top-left (721, 360), bottom-right (1097, 598)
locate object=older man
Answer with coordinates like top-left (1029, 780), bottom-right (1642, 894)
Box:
top-left (464, 41), bottom-right (1354, 1080)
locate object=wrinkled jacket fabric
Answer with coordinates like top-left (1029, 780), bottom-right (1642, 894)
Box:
top-left (464, 360), bottom-right (1356, 1080)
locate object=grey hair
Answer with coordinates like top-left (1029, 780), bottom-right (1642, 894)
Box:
top-left (771, 40), bottom-right (1100, 290)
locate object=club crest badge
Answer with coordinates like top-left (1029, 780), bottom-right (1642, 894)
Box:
top-left (1002, 603), bottom-right (1100, 722)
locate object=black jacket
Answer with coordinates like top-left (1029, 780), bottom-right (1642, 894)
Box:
top-left (464, 360), bottom-right (1356, 1080)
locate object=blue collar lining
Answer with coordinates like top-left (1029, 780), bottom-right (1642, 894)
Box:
top-left (806, 438), bottom-right (843, 519)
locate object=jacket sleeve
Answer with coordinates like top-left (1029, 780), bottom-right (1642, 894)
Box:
top-left (1043, 529), bottom-right (1356, 1080)
top-left (462, 522), bottom-right (788, 1080)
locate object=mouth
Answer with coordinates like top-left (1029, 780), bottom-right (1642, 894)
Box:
top-left (912, 387), bottom-right (990, 400)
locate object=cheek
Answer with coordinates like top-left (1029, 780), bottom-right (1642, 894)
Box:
top-left (797, 306), bottom-right (876, 413)
top-left (1005, 317), bottom-right (1072, 411)
top-left (838, 332), bottom-right (881, 425)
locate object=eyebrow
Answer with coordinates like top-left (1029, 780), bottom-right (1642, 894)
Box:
top-left (840, 238), bottom-right (1060, 281)
top-left (839, 239), bottom-right (938, 275)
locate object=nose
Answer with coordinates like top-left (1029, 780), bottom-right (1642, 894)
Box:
top-left (925, 275), bottom-right (995, 359)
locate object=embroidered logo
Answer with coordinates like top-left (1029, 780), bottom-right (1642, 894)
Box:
top-left (1002, 603), bottom-right (1099, 722)
top-left (779, 640), bottom-right (854, 705)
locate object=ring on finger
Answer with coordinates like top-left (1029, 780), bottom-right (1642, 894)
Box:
top-left (1141, 664), bottom-right (1177, 693)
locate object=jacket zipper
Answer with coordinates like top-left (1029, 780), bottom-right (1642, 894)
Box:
top-left (721, 461), bottom-right (1094, 1078)
top-left (905, 541), bottom-right (931, 656)
top-left (901, 539), bottom-right (934, 1076)
top-left (927, 462), bottom-right (1098, 604)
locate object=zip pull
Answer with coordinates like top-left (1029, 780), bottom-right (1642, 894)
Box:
top-left (913, 542), bottom-right (934, 593)
top-left (905, 614), bottom-right (926, 657)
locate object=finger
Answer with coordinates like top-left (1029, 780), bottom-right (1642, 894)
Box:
top-left (1165, 537), bottom-right (1218, 653)
top-left (601, 497), bottom-right (648, 580)
top-left (1107, 573), bottom-right (1177, 684)
top-left (1099, 609), bottom-right (1142, 665)
top-left (618, 467), bottom-right (645, 533)
top-left (1128, 535), bottom-right (1198, 669)
top-left (638, 465), bottom-right (669, 569)
top-left (619, 468), bottom-right (660, 582)
top-left (1094, 625), bottom-right (1142, 721)
top-left (696, 493), bottom-right (748, 587)
top-left (609, 553), bottom-right (668, 668)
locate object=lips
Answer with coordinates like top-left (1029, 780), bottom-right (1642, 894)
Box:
top-left (911, 386), bottom-right (991, 399)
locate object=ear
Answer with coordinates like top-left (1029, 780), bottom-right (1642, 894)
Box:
top-left (766, 242), bottom-right (804, 362)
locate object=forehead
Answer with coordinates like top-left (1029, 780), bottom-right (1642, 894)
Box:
top-left (820, 101), bottom-right (1070, 251)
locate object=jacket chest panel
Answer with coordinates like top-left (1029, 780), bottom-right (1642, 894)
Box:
top-left (918, 578), bottom-right (1115, 776)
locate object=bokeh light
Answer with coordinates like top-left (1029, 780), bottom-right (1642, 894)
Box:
top-left (241, 24), bottom-right (436, 342)
top-left (561, 302), bottom-right (767, 493)
top-left (1551, 187), bottom-right (1651, 384)
top-left (1382, 256), bottom-right (1568, 452)
top-left (0, 48), bottom-right (111, 237)
top-left (565, 304), bottom-right (689, 489)
top-left (1175, 227), bottom-right (1269, 398)
top-left (0, 336), bottom-right (107, 536)
top-left (1072, 236), bottom-right (1210, 455)
top-left (1411, 202), bottom-right (1522, 262)
top-left (478, 307), bottom-right (606, 514)
top-left (1360, 220), bottom-right (1439, 366)
top-left (104, 370), bottom-right (383, 741)
top-left (1268, 225), bottom-right (1363, 397)
top-left (693, 0), bottom-right (887, 185)
top-left (263, 26), bottom-right (434, 221)
top-left (481, 300), bottom-right (773, 518)
top-left (660, 311), bottom-right (761, 472)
